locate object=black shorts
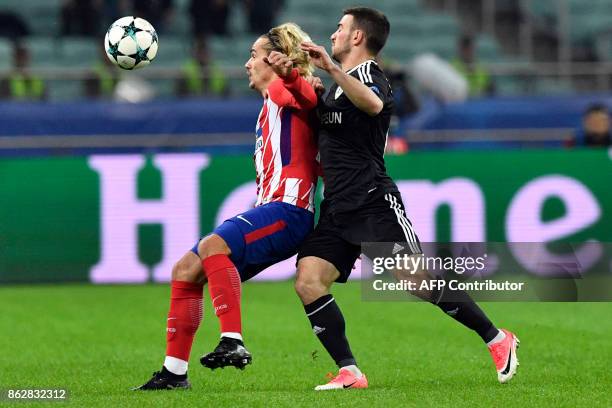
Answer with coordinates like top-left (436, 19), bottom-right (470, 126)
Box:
top-left (297, 190), bottom-right (422, 283)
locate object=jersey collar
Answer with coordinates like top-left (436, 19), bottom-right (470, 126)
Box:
top-left (345, 59), bottom-right (377, 74)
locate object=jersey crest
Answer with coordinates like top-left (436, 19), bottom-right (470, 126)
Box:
top-left (334, 86), bottom-right (344, 99)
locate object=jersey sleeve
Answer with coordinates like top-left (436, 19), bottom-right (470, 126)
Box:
top-left (353, 62), bottom-right (394, 105)
top-left (268, 69), bottom-right (318, 111)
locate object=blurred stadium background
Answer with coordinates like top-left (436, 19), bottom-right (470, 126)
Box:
top-left (0, 0), bottom-right (609, 279)
top-left (0, 1), bottom-right (610, 406)
top-left (1, 0), bottom-right (612, 150)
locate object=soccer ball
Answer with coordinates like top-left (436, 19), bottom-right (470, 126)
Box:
top-left (104, 16), bottom-right (158, 70)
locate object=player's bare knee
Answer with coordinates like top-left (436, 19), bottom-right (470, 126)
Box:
top-left (294, 274), bottom-right (314, 302)
top-left (172, 260), bottom-right (192, 281)
top-left (197, 234), bottom-right (231, 259)
top-left (295, 258), bottom-right (334, 303)
top-left (294, 272), bottom-right (315, 294)
top-left (294, 277), bottom-right (324, 304)
top-left (171, 252), bottom-right (203, 282)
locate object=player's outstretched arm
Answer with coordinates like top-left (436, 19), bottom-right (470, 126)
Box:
top-left (266, 51), bottom-right (318, 110)
top-left (305, 76), bottom-right (326, 97)
top-left (265, 51), bottom-right (294, 78)
top-left (300, 42), bottom-right (383, 116)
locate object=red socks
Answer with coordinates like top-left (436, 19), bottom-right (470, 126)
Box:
top-left (163, 255), bottom-right (240, 375)
top-left (202, 254), bottom-right (242, 334)
top-left (165, 280), bottom-right (204, 362)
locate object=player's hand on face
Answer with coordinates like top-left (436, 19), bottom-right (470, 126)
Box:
top-left (264, 51), bottom-right (294, 78)
top-left (306, 76), bottom-right (326, 96)
top-left (300, 42), bottom-right (335, 72)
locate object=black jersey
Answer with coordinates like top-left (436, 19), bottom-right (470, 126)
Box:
top-left (318, 59), bottom-right (398, 213)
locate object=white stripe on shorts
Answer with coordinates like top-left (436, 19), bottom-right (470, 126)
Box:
top-left (385, 193), bottom-right (421, 254)
top-left (390, 194), bottom-right (421, 253)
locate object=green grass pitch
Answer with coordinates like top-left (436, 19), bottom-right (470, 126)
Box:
top-left (1, 282), bottom-right (610, 407)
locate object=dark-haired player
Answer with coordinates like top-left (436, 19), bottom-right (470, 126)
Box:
top-left (298, 7), bottom-right (519, 390)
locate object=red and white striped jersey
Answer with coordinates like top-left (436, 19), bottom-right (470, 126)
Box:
top-left (254, 69), bottom-right (319, 212)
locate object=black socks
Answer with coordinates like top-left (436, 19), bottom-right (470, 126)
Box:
top-left (433, 287), bottom-right (499, 343)
top-left (304, 294), bottom-right (356, 368)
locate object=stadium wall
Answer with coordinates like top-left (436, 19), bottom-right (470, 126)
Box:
top-left (0, 94), bottom-right (610, 155)
top-left (0, 150), bottom-right (610, 283)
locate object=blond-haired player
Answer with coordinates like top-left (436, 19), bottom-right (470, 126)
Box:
top-left (135, 23), bottom-right (323, 390)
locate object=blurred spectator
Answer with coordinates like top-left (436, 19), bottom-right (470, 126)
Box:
top-left (243, 0), bottom-right (284, 34)
top-left (385, 136), bottom-right (409, 155)
top-left (189, 0), bottom-right (231, 37)
top-left (84, 46), bottom-right (119, 99)
top-left (176, 37), bottom-right (228, 97)
top-left (451, 34), bottom-right (495, 97)
top-left (571, 103), bottom-right (612, 147)
top-left (382, 60), bottom-right (419, 118)
top-left (412, 53), bottom-right (468, 103)
top-left (0, 12), bottom-right (30, 39)
top-left (0, 42), bottom-right (47, 101)
top-left (61, 0), bottom-right (104, 37)
top-left (379, 59), bottom-right (419, 155)
top-left (132, 0), bottom-right (174, 33)
top-left (114, 75), bottom-right (156, 102)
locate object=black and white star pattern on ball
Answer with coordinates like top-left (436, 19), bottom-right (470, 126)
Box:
top-left (107, 43), bottom-right (119, 58)
top-left (125, 21), bottom-right (142, 40)
top-left (123, 21), bottom-right (152, 66)
top-left (105, 16), bottom-right (158, 70)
